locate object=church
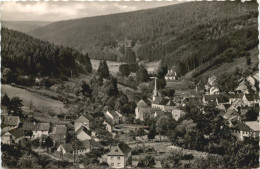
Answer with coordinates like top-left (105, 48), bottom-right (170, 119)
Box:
top-left (135, 78), bottom-right (177, 121)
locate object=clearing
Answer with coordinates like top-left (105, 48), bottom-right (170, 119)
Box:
top-left (1, 84), bottom-right (68, 114)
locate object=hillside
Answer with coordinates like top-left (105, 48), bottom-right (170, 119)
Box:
top-left (1, 28), bottom-right (92, 85)
top-left (1, 21), bottom-right (51, 33)
top-left (30, 1), bottom-right (258, 76)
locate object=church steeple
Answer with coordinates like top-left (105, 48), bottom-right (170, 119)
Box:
top-left (152, 77), bottom-right (161, 101)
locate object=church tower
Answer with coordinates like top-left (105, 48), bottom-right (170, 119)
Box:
top-left (152, 77), bottom-right (161, 101)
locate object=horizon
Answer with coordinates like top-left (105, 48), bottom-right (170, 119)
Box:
top-left (1, 1), bottom-right (184, 22)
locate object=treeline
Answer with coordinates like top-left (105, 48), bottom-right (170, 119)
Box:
top-left (1, 28), bottom-right (92, 84)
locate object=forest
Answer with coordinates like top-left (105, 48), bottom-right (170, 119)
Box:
top-left (1, 28), bottom-right (92, 85)
top-left (30, 1), bottom-right (258, 76)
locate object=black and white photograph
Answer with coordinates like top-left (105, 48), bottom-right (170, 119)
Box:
top-left (1, 0), bottom-right (259, 168)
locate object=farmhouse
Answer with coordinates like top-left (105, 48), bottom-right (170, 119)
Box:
top-left (57, 143), bottom-right (73, 156)
top-left (2, 115), bottom-right (21, 129)
top-left (32, 123), bottom-right (50, 139)
top-left (50, 125), bottom-right (67, 144)
top-left (76, 126), bottom-right (92, 141)
top-left (104, 110), bottom-right (124, 125)
top-left (230, 121), bottom-right (259, 141)
top-left (103, 119), bottom-right (114, 133)
top-left (1, 128), bottom-right (25, 145)
top-left (165, 69), bottom-right (178, 81)
top-left (107, 142), bottom-right (132, 168)
top-left (74, 114), bottom-right (93, 131)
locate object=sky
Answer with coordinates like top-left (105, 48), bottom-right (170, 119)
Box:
top-left (1, 1), bottom-right (183, 22)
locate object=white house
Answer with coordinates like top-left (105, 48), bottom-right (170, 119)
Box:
top-left (104, 110), bottom-right (120, 125)
top-left (32, 123), bottom-right (50, 139)
top-left (171, 108), bottom-right (185, 121)
top-left (165, 70), bottom-right (178, 81)
top-left (1, 128), bottom-right (25, 145)
top-left (107, 142), bottom-right (132, 168)
top-left (231, 121), bottom-right (259, 141)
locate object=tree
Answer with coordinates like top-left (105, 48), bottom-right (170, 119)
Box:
top-left (119, 64), bottom-right (130, 76)
top-left (124, 48), bottom-right (136, 64)
top-left (148, 122), bottom-right (156, 139)
top-left (136, 65), bottom-right (150, 83)
top-left (97, 60), bottom-right (109, 79)
top-left (2, 68), bottom-right (13, 83)
top-left (9, 97), bottom-right (23, 117)
top-left (137, 155), bottom-right (156, 167)
top-left (81, 81), bottom-right (92, 97)
top-left (2, 93), bottom-right (10, 107)
top-left (42, 136), bottom-right (54, 153)
top-left (246, 56), bottom-right (251, 65)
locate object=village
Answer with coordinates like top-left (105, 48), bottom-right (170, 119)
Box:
top-left (1, 62), bottom-right (259, 168)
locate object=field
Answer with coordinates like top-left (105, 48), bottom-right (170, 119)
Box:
top-left (91, 59), bottom-right (123, 74)
top-left (1, 84), bottom-right (68, 114)
top-left (91, 59), bottom-right (161, 74)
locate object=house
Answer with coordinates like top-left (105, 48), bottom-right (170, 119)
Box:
top-left (107, 142), bottom-right (132, 168)
top-left (2, 115), bottom-right (21, 129)
top-left (165, 70), bottom-right (178, 81)
top-left (57, 143), bottom-right (73, 156)
top-left (209, 86), bottom-right (219, 95)
top-left (208, 76), bottom-right (217, 86)
top-left (246, 76), bottom-right (256, 86)
top-left (229, 93), bottom-right (244, 104)
top-left (203, 95), bottom-right (219, 104)
top-left (230, 121), bottom-right (259, 141)
top-left (171, 108), bottom-right (186, 121)
top-left (74, 139), bottom-right (102, 155)
top-left (76, 126), bottom-right (92, 141)
top-left (50, 125), bottom-right (67, 144)
top-left (235, 80), bottom-right (249, 94)
top-left (104, 119), bottom-right (114, 133)
top-left (32, 123), bottom-right (50, 139)
top-left (21, 122), bottom-right (36, 138)
top-left (74, 114), bottom-right (93, 131)
top-left (135, 107), bottom-right (151, 121)
top-left (242, 94), bottom-right (259, 105)
top-left (104, 110), bottom-right (121, 124)
top-left (1, 128), bottom-right (25, 145)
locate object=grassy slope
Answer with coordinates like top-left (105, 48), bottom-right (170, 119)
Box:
top-left (2, 21), bottom-right (51, 33)
top-left (1, 84), bottom-right (68, 114)
top-left (184, 47), bottom-right (258, 79)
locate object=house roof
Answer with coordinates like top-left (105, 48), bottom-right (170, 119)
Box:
top-left (60, 144), bottom-right (73, 152)
top-left (76, 126), bottom-right (91, 136)
top-left (245, 121), bottom-right (259, 131)
top-left (51, 125), bottom-right (67, 135)
top-left (107, 142), bottom-right (131, 156)
top-left (104, 119), bottom-right (114, 126)
top-left (2, 116), bottom-right (20, 126)
top-left (232, 122), bottom-right (253, 132)
top-left (8, 128), bottom-right (24, 138)
top-left (137, 99), bottom-right (150, 107)
top-left (245, 94), bottom-right (259, 101)
top-left (33, 123), bottom-right (50, 131)
top-left (75, 114), bottom-right (92, 123)
top-left (229, 93), bottom-right (243, 99)
top-left (204, 95), bottom-right (219, 102)
top-left (22, 122), bottom-right (35, 131)
top-left (159, 98), bottom-right (175, 106)
top-left (138, 107), bottom-right (151, 115)
top-left (106, 110), bottom-right (119, 118)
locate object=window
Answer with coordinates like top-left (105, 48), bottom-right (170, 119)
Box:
top-left (117, 163), bottom-right (120, 166)
top-left (115, 149), bottom-right (118, 152)
top-left (111, 163), bottom-right (114, 166)
top-left (117, 157), bottom-right (120, 160)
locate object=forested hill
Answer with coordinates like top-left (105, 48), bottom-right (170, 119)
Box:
top-left (30, 1), bottom-right (258, 75)
top-left (2, 21), bottom-right (52, 34)
top-left (1, 28), bottom-right (92, 83)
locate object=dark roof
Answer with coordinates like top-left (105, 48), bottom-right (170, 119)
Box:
top-left (52, 125), bottom-right (67, 135)
top-left (158, 98), bottom-right (175, 106)
top-left (22, 122), bottom-right (35, 131)
top-left (33, 123), bottom-right (50, 131)
top-left (245, 94), bottom-right (259, 101)
top-left (232, 122), bottom-right (253, 132)
top-left (75, 114), bottom-right (92, 123)
top-left (107, 142), bottom-right (131, 156)
top-left (60, 144), bottom-right (73, 152)
top-left (229, 93), bottom-right (243, 99)
top-left (217, 96), bottom-right (229, 103)
top-left (8, 128), bottom-right (24, 138)
top-left (204, 95), bottom-right (219, 102)
top-left (106, 110), bottom-right (119, 118)
top-left (2, 116), bottom-right (20, 126)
